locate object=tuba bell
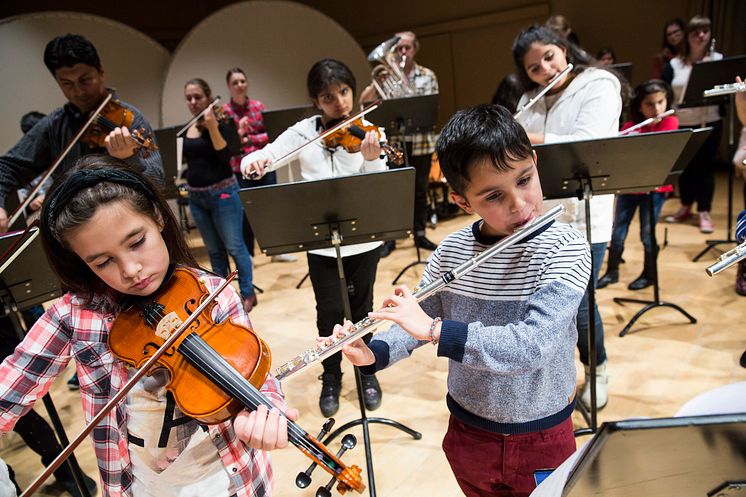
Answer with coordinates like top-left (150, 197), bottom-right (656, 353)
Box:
top-left (367, 36), bottom-right (414, 99)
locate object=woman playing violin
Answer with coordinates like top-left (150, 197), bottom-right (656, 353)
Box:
top-left (241, 59), bottom-right (387, 417)
top-left (182, 78), bottom-right (258, 312)
top-left (0, 156), bottom-right (296, 497)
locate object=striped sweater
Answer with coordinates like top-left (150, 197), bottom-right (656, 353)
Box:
top-left (362, 219), bottom-right (591, 433)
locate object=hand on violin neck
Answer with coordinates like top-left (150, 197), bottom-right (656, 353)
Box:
top-left (201, 106), bottom-right (220, 131)
top-left (105, 126), bottom-right (139, 160)
top-left (234, 403), bottom-right (299, 451)
top-left (359, 129), bottom-right (382, 161)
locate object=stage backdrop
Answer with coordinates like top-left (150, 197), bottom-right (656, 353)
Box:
top-left (0, 12), bottom-right (169, 154)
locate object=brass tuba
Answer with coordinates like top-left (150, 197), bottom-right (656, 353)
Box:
top-left (367, 36), bottom-right (414, 99)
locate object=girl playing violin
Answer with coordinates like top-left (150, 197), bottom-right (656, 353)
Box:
top-left (0, 155), bottom-right (297, 497)
top-left (183, 78), bottom-right (258, 313)
top-left (241, 59), bottom-right (387, 418)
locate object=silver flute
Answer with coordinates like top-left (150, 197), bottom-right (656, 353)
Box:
top-left (274, 204), bottom-right (565, 382)
top-left (513, 64), bottom-right (574, 119)
top-left (618, 109), bottom-right (676, 135)
top-left (704, 81), bottom-right (746, 98)
top-left (706, 241), bottom-right (746, 276)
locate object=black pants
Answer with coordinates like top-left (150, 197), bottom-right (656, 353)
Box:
top-left (307, 248), bottom-right (380, 375)
top-left (679, 121), bottom-right (723, 212)
top-left (393, 143), bottom-right (431, 236)
top-left (235, 171), bottom-right (278, 257)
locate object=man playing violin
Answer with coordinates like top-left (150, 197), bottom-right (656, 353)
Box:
top-left (0, 33), bottom-right (164, 233)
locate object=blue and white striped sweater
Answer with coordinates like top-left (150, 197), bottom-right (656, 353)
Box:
top-left (364, 219), bottom-right (591, 434)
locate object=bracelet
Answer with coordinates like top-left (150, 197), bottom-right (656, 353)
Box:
top-left (428, 317), bottom-right (442, 345)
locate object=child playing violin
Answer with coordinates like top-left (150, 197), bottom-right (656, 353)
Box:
top-left (241, 59), bottom-right (388, 418)
top-left (338, 105), bottom-right (591, 497)
top-left (0, 155), bottom-right (296, 497)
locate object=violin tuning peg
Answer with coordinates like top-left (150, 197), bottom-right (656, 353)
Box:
top-left (340, 434), bottom-right (357, 450)
top-left (296, 471), bottom-right (312, 489)
top-left (316, 479), bottom-right (334, 497)
top-left (318, 418), bottom-right (335, 439)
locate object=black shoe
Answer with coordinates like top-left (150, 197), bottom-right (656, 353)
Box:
top-left (67, 373), bottom-right (79, 391)
top-left (361, 374), bottom-right (382, 411)
top-left (414, 236), bottom-right (437, 251)
top-left (628, 274), bottom-right (652, 291)
top-left (597, 270), bottom-right (619, 289)
top-left (380, 240), bottom-right (396, 258)
top-left (318, 373), bottom-right (342, 417)
top-left (55, 471), bottom-right (97, 497)
top-left (740, 350), bottom-right (746, 368)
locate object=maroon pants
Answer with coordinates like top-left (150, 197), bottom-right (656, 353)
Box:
top-left (442, 416), bottom-right (576, 497)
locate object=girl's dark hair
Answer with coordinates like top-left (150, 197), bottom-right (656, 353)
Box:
top-left (436, 104), bottom-right (533, 196)
top-left (43, 34), bottom-right (101, 75)
top-left (226, 67), bottom-right (246, 83)
top-left (40, 155), bottom-right (198, 301)
top-left (596, 48), bottom-right (616, 63)
top-left (683, 15), bottom-right (712, 60)
top-left (629, 79), bottom-right (673, 124)
top-left (511, 25), bottom-right (593, 91)
top-left (307, 59), bottom-right (356, 100)
top-left (184, 78), bottom-right (212, 98)
top-left (662, 18), bottom-right (686, 53)
top-left (491, 73), bottom-right (524, 114)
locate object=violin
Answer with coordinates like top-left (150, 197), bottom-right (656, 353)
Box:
top-left (81, 97), bottom-right (158, 156)
top-left (323, 118), bottom-right (404, 166)
top-left (177, 96), bottom-right (227, 138)
top-left (109, 268), bottom-right (366, 493)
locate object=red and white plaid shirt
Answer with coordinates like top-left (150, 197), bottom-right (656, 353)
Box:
top-left (223, 99), bottom-right (269, 173)
top-left (0, 268), bottom-right (285, 497)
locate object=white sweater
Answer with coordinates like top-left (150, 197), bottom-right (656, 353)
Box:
top-left (516, 68), bottom-right (622, 243)
top-left (242, 115), bottom-right (388, 257)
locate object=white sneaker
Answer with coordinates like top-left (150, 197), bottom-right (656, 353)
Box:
top-left (580, 360), bottom-right (609, 409)
top-left (271, 254), bottom-right (297, 263)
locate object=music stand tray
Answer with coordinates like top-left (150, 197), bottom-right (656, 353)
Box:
top-left (154, 125), bottom-right (181, 199)
top-left (262, 105), bottom-right (316, 141)
top-left (365, 94), bottom-right (439, 136)
top-left (239, 168), bottom-right (415, 256)
top-left (562, 413), bottom-right (746, 497)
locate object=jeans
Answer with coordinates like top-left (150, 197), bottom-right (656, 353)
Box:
top-left (189, 180), bottom-right (254, 298)
top-left (610, 192), bottom-right (665, 254)
top-left (577, 242), bottom-right (607, 366)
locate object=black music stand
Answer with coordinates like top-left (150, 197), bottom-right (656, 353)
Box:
top-left (239, 168), bottom-right (419, 497)
top-left (367, 94), bottom-right (440, 284)
top-left (262, 105), bottom-right (315, 141)
top-left (0, 228), bottom-right (91, 497)
top-left (608, 62), bottom-right (632, 83)
top-left (613, 128), bottom-right (712, 337)
top-left (680, 55), bottom-right (746, 261)
top-left (535, 129), bottom-right (692, 434)
top-left (562, 413), bottom-right (746, 497)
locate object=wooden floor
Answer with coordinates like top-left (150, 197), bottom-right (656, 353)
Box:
top-left (3, 171), bottom-right (746, 497)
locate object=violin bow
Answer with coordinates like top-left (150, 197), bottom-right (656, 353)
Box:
top-left (248, 101), bottom-right (381, 178)
top-left (18, 272), bottom-right (238, 497)
top-left (7, 94), bottom-right (114, 229)
top-left (177, 96), bottom-right (222, 137)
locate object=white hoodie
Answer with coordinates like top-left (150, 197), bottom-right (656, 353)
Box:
top-left (516, 67), bottom-right (622, 243)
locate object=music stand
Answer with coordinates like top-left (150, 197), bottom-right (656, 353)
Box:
top-left (239, 168), bottom-right (419, 496)
top-left (366, 95), bottom-right (440, 284)
top-left (262, 105), bottom-right (315, 141)
top-left (680, 55), bottom-right (746, 261)
top-left (535, 129), bottom-right (692, 433)
top-left (0, 228), bottom-right (91, 497)
top-left (562, 413), bottom-right (746, 497)
top-left (608, 62), bottom-right (632, 83)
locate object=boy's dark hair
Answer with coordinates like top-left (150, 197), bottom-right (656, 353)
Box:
top-left (629, 79), bottom-right (673, 124)
top-left (20, 111), bottom-right (46, 134)
top-left (307, 59), bottom-right (356, 101)
top-left (436, 104), bottom-right (533, 196)
top-left (40, 155), bottom-right (198, 301)
top-left (226, 67), bottom-right (246, 83)
top-left (511, 25), bottom-right (592, 91)
top-left (43, 34), bottom-right (101, 75)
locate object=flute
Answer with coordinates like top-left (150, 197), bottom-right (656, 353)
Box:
top-left (513, 64), bottom-right (574, 119)
top-left (274, 204), bottom-right (565, 382)
top-left (706, 240), bottom-right (746, 276)
top-left (618, 109), bottom-right (676, 135)
top-left (703, 81), bottom-right (746, 98)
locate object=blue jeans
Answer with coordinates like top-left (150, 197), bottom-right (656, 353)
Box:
top-left (189, 180), bottom-right (254, 298)
top-left (577, 242), bottom-right (607, 366)
top-left (610, 192), bottom-right (665, 254)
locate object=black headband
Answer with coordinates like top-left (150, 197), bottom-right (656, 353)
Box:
top-left (43, 167), bottom-right (157, 242)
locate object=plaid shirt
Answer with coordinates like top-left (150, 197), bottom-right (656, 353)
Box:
top-left (0, 268), bottom-right (285, 497)
top-left (389, 64), bottom-right (439, 156)
top-left (223, 99), bottom-right (269, 173)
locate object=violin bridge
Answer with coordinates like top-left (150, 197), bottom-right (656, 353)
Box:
top-left (156, 312), bottom-right (183, 340)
